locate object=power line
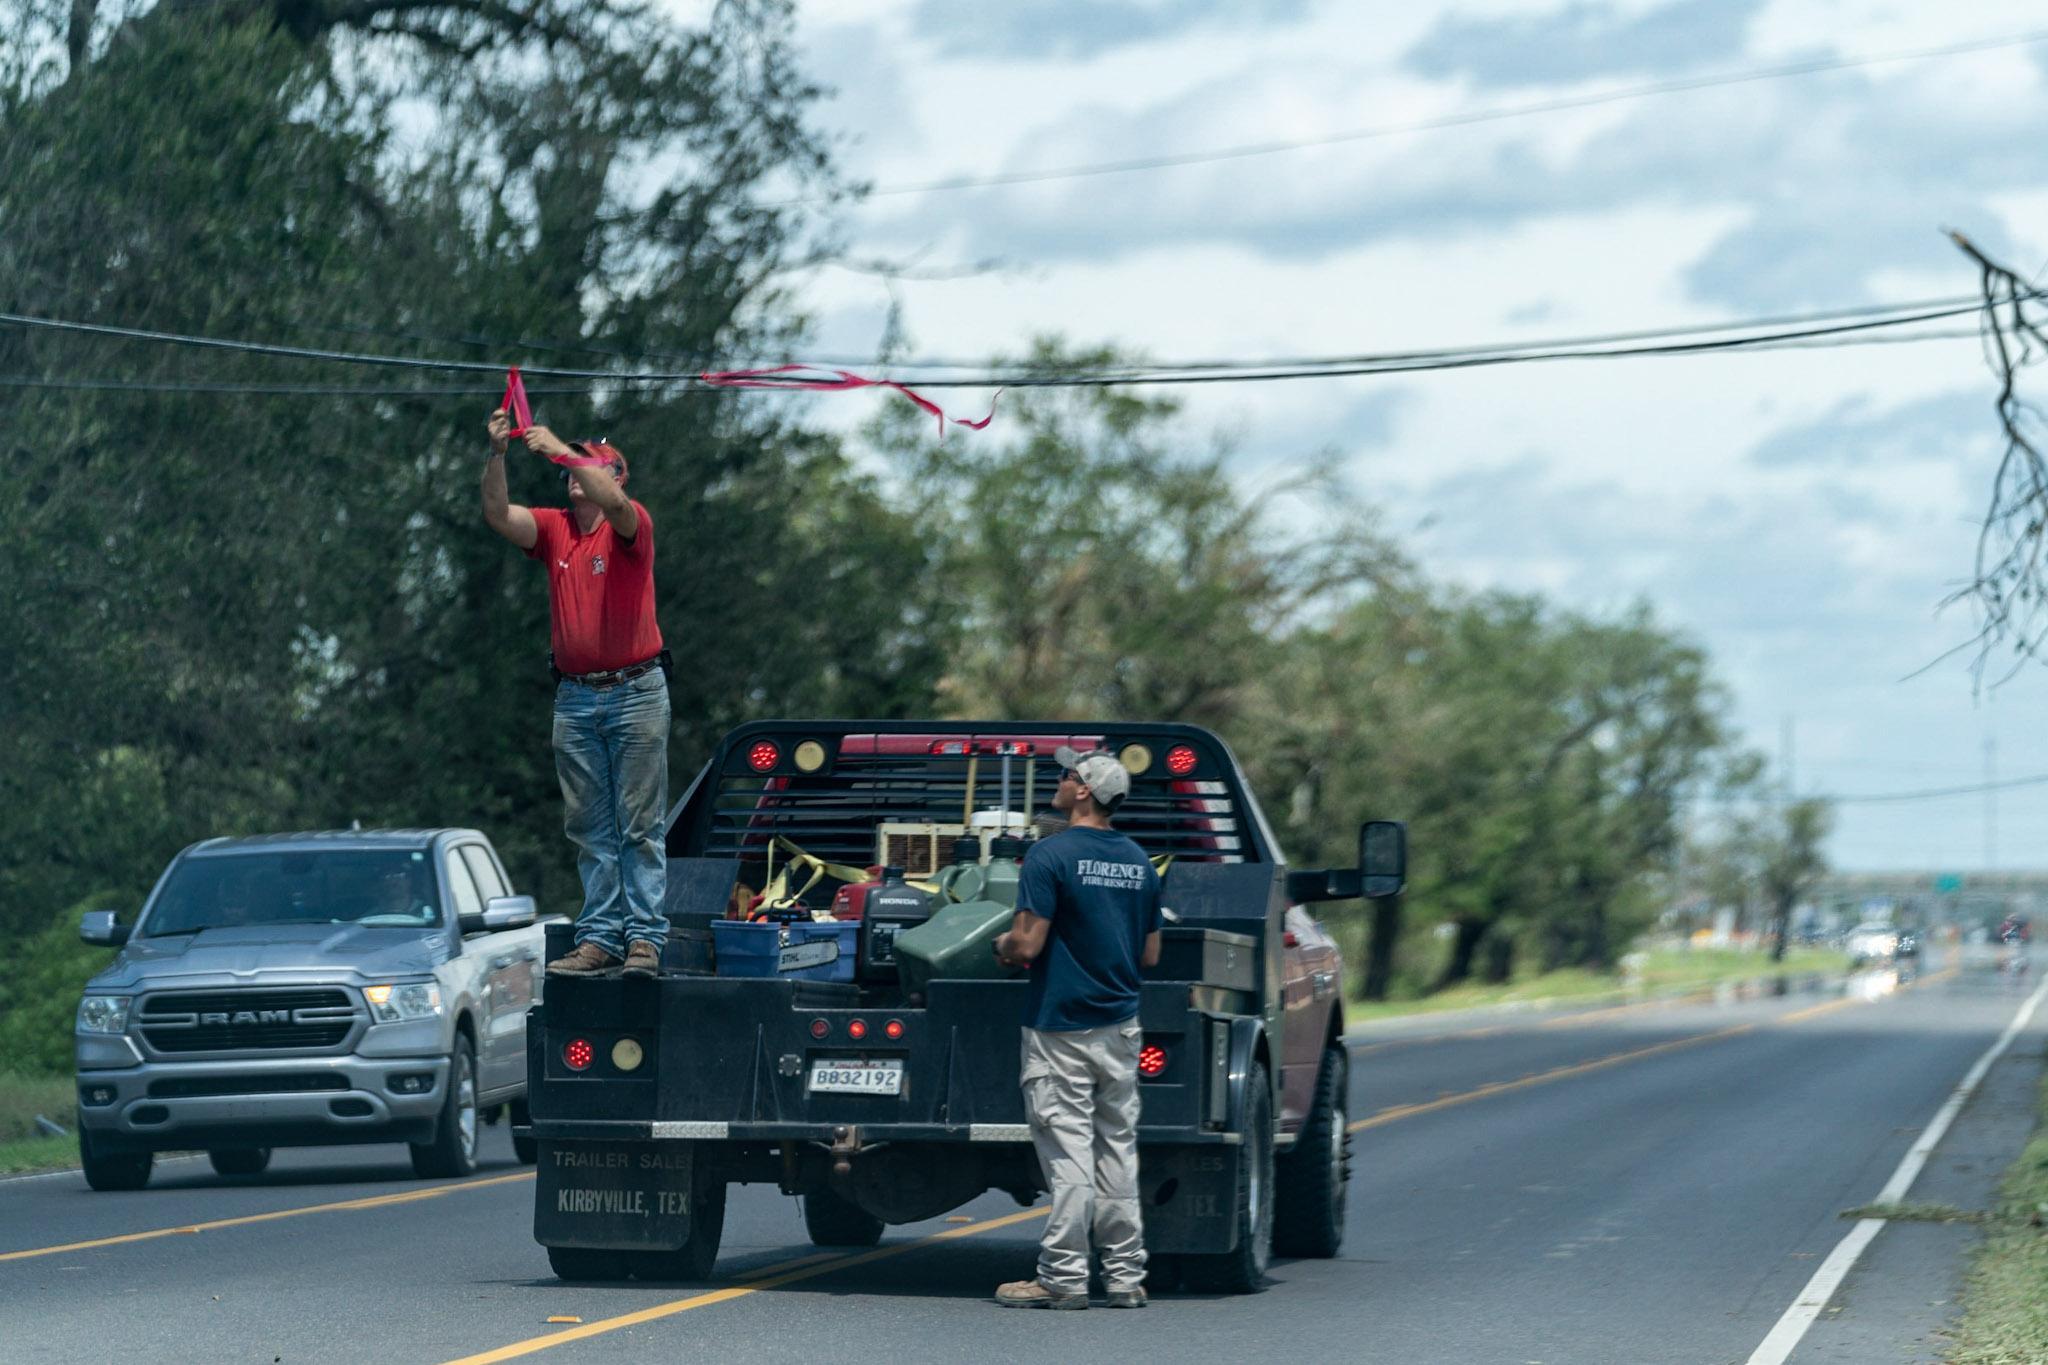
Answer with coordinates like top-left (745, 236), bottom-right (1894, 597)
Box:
top-left (239, 292), bottom-right (1995, 376)
top-left (832, 27), bottom-right (2048, 203)
top-left (0, 295), bottom-right (2003, 396)
top-left (1826, 772), bottom-right (2048, 806)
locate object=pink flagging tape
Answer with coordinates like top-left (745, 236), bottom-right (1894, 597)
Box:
top-left (500, 366), bottom-right (533, 438)
top-left (501, 367), bottom-right (611, 466)
top-left (700, 365), bottom-right (1001, 435)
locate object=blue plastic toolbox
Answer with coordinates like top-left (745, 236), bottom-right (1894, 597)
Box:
top-left (711, 919), bottom-right (859, 983)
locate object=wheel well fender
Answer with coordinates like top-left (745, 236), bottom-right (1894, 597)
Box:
top-left (1223, 1017), bottom-right (1274, 1135)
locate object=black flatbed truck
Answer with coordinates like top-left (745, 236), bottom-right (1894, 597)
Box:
top-left (525, 721), bottom-right (1405, 1292)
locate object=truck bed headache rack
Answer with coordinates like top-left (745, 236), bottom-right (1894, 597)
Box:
top-left (668, 721), bottom-right (1279, 875)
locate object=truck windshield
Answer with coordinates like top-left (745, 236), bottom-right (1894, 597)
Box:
top-left (141, 850), bottom-right (441, 936)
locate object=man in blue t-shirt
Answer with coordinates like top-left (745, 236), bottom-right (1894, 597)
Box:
top-left (991, 746), bottom-right (1162, 1310)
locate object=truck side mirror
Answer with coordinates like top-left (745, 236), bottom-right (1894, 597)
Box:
top-left (463, 895), bottom-right (538, 935)
top-left (79, 911), bottom-right (131, 947)
top-left (1359, 821), bottom-right (1407, 900)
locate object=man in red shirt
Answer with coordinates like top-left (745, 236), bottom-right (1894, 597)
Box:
top-left (484, 409), bottom-right (671, 978)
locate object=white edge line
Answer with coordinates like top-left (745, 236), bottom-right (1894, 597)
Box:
top-left (1745, 973), bottom-right (2048, 1365)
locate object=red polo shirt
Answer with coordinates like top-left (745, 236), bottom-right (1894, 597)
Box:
top-left (525, 502), bottom-right (663, 675)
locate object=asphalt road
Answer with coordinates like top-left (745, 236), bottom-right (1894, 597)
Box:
top-left (5, 946), bottom-right (2042, 1365)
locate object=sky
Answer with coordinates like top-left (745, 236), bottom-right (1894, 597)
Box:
top-left (730, 0), bottom-right (2048, 874)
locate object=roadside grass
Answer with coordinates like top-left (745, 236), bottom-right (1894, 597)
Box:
top-left (0, 1134), bottom-right (78, 1174)
top-left (1841, 1201), bottom-right (1983, 1224)
top-left (1946, 1059), bottom-right (2048, 1364)
top-left (0, 1072), bottom-right (79, 1174)
top-left (1345, 946), bottom-right (1845, 1022)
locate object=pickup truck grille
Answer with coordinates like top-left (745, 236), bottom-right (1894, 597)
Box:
top-left (147, 1074), bottom-right (349, 1098)
top-left (138, 988), bottom-right (360, 1053)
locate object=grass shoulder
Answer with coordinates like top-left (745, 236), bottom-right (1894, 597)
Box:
top-left (0, 1072), bottom-right (81, 1175)
top-left (1947, 1061), bottom-right (2048, 1363)
top-left (1346, 945), bottom-right (1844, 1022)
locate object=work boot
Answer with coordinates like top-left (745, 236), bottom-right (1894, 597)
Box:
top-left (994, 1280), bottom-right (1087, 1310)
top-left (622, 941), bottom-right (660, 978)
top-left (1104, 1286), bottom-right (1148, 1309)
top-left (546, 942), bottom-right (620, 977)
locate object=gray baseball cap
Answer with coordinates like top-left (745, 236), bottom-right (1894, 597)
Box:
top-left (1054, 745), bottom-right (1132, 806)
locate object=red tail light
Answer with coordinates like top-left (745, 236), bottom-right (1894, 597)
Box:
top-left (847, 1019), bottom-right (868, 1041)
top-left (884, 1019), bottom-right (905, 1040)
top-left (1165, 745), bottom-right (1198, 776)
top-left (809, 1018), bottom-right (830, 1039)
top-left (1138, 1044), bottom-right (1167, 1077)
top-left (747, 740), bottom-right (780, 772)
top-left (562, 1038), bottom-right (594, 1072)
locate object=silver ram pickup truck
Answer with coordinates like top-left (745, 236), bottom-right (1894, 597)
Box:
top-left (72, 829), bottom-right (553, 1191)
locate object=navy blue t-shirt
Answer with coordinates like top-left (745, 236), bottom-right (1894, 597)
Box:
top-left (1016, 826), bottom-right (1163, 1032)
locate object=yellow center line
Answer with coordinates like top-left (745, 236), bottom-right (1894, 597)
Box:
top-left (728, 1249), bottom-right (847, 1281)
top-left (0, 1170), bottom-right (534, 1263)
top-left (1349, 994), bottom-right (1865, 1132)
top-left (441, 1204), bottom-right (1051, 1365)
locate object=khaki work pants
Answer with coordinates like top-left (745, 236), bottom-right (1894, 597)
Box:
top-left (1020, 1019), bottom-right (1147, 1295)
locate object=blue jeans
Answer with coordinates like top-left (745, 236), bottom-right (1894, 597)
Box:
top-left (552, 670), bottom-right (670, 955)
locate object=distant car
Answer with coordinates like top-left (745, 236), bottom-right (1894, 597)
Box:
top-left (1892, 929), bottom-right (1920, 959)
top-left (1844, 922), bottom-right (1899, 965)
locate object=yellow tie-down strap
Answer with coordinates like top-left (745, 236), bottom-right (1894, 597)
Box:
top-left (753, 835), bottom-right (937, 919)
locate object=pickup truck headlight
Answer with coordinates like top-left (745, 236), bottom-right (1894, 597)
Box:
top-left (365, 982), bottom-right (442, 1023)
top-left (77, 996), bottom-right (131, 1034)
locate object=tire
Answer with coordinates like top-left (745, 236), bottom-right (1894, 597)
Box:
top-left (208, 1147), bottom-right (273, 1177)
top-left (1273, 1046), bottom-right (1349, 1258)
top-left (802, 1187), bottom-right (885, 1248)
top-left (79, 1119), bottom-right (152, 1192)
top-left (410, 1035), bottom-right (480, 1179)
top-left (547, 1245), bottom-right (631, 1281)
top-left (1181, 1059), bottom-right (1274, 1294)
top-left (631, 1167), bottom-right (728, 1281)
top-left (510, 1098), bottom-right (537, 1164)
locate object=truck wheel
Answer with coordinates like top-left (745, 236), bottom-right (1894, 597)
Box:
top-left (79, 1120), bottom-right (152, 1192)
top-left (208, 1147), bottom-right (273, 1177)
top-left (803, 1188), bottom-right (885, 1247)
top-left (632, 1176), bottom-right (729, 1280)
top-left (1181, 1059), bottom-right (1274, 1294)
top-left (510, 1098), bottom-right (537, 1164)
top-left (547, 1246), bottom-right (631, 1281)
top-left (1273, 1046), bottom-right (1349, 1258)
top-left (410, 1036), bottom-right (480, 1179)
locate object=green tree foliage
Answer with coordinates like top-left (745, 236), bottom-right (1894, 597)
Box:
top-left (1683, 766), bottom-right (1834, 961)
top-left (1255, 591), bottom-right (1730, 995)
top-left (866, 343), bottom-right (1401, 728)
top-left (0, 898), bottom-right (117, 1077)
top-left (0, 0), bottom-right (940, 936)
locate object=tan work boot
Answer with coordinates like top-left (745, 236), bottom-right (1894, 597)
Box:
top-left (622, 941), bottom-right (660, 978)
top-left (994, 1279), bottom-right (1087, 1310)
top-left (546, 942), bottom-right (621, 977)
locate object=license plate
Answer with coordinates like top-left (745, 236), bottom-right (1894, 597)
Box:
top-left (807, 1059), bottom-right (904, 1095)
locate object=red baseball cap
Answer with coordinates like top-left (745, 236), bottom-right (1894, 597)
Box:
top-left (565, 440), bottom-right (626, 481)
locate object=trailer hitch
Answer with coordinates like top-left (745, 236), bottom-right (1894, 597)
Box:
top-left (830, 1125), bottom-right (860, 1177)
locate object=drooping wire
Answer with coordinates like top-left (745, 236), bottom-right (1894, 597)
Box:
top-left (0, 295), bottom-right (2008, 396)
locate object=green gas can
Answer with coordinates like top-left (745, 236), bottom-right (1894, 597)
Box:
top-left (894, 898), bottom-right (1019, 1001)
